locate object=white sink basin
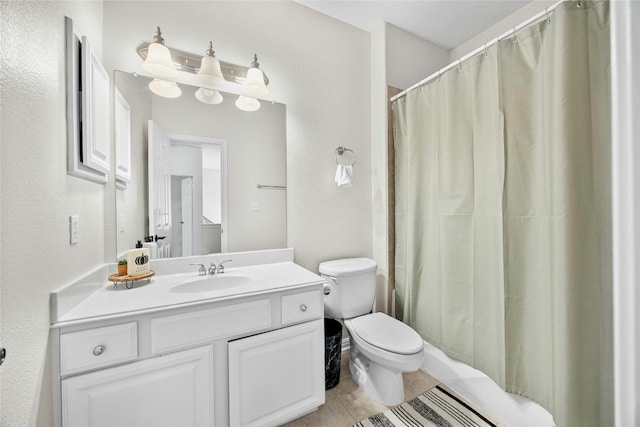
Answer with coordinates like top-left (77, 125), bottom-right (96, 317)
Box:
top-left (170, 274), bottom-right (254, 293)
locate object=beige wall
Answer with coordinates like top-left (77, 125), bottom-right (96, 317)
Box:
top-left (1, 2), bottom-right (106, 426)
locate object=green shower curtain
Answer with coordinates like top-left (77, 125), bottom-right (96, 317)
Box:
top-left (393, 2), bottom-right (611, 426)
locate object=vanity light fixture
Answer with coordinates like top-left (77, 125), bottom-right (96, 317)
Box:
top-left (195, 87), bottom-right (224, 105)
top-left (197, 41), bottom-right (225, 86)
top-left (235, 95), bottom-right (261, 112)
top-left (149, 78), bottom-right (182, 98)
top-left (138, 35), bottom-right (271, 111)
top-left (241, 54), bottom-right (268, 97)
top-left (142, 27), bottom-right (177, 78)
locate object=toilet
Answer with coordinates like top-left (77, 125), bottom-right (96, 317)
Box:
top-left (319, 258), bottom-right (424, 406)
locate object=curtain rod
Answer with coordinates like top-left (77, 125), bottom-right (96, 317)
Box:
top-left (390, 0), bottom-right (564, 102)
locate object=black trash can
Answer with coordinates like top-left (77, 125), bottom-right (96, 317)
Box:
top-left (324, 318), bottom-right (342, 389)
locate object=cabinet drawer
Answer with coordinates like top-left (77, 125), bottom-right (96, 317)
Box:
top-left (281, 289), bottom-right (322, 325)
top-left (60, 322), bottom-right (137, 376)
top-left (151, 299), bottom-right (272, 354)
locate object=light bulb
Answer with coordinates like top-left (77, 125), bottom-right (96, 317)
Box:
top-left (195, 87), bottom-right (223, 105)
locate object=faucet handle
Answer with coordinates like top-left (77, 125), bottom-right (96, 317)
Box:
top-left (189, 263), bottom-right (207, 276)
top-left (217, 259), bottom-right (232, 274)
top-left (208, 263), bottom-right (217, 275)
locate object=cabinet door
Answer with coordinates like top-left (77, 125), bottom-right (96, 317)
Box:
top-left (62, 346), bottom-right (214, 427)
top-left (81, 36), bottom-right (111, 175)
top-left (229, 319), bottom-right (324, 427)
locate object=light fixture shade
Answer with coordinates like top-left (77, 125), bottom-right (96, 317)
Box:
top-left (241, 54), bottom-right (268, 97)
top-left (235, 95), bottom-right (261, 112)
top-left (195, 88), bottom-right (223, 105)
top-left (149, 79), bottom-right (182, 98)
top-left (197, 42), bottom-right (225, 87)
top-left (142, 28), bottom-right (177, 78)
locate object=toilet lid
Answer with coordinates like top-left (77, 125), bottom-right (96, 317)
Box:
top-left (349, 312), bottom-right (424, 355)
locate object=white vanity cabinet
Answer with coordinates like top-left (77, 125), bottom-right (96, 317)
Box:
top-left (51, 283), bottom-right (325, 427)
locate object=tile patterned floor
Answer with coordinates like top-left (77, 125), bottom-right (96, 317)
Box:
top-left (281, 352), bottom-right (440, 427)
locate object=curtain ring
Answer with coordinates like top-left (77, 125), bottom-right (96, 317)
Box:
top-left (483, 43), bottom-right (488, 57)
top-left (457, 59), bottom-right (462, 72)
top-left (512, 27), bottom-right (518, 43)
top-left (545, 6), bottom-right (552, 23)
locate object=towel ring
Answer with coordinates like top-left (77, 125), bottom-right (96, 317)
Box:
top-left (335, 146), bottom-right (355, 166)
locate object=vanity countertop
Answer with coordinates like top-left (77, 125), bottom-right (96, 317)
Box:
top-left (52, 261), bottom-right (325, 327)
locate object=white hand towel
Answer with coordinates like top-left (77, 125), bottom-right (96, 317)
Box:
top-left (335, 164), bottom-right (353, 188)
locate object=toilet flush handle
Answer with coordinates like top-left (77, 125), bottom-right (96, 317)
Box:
top-left (321, 274), bottom-right (338, 295)
top-left (323, 285), bottom-right (331, 296)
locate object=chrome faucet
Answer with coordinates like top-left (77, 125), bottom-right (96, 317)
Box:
top-left (189, 263), bottom-right (207, 276)
top-left (217, 259), bottom-right (232, 274)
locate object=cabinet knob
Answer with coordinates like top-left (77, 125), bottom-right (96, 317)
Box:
top-left (93, 345), bottom-right (105, 356)
top-left (300, 304), bottom-right (308, 312)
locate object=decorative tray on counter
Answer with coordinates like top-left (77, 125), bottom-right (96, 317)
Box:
top-left (108, 270), bottom-right (155, 289)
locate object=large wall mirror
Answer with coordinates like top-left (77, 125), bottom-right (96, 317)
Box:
top-left (115, 71), bottom-right (287, 259)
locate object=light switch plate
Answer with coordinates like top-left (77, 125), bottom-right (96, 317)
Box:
top-left (250, 202), bottom-right (261, 211)
top-left (69, 215), bottom-right (79, 244)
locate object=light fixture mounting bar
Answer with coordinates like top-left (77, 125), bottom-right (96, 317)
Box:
top-left (137, 43), bottom-right (269, 85)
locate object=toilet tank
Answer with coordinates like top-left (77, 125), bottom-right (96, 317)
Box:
top-left (319, 258), bottom-right (377, 319)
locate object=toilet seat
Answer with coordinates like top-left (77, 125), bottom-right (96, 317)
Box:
top-left (348, 312), bottom-right (424, 355)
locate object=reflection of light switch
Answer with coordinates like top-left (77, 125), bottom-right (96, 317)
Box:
top-left (119, 214), bottom-right (125, 233)
top-left (69, 215), bottom-right (79, 244)
top-left (251, 202), bottom-right (261, 211)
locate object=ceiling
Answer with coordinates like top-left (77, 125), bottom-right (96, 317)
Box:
top-left (296, 0), bottom-right (531, 50)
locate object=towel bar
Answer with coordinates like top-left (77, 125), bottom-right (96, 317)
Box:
top-left (257, 184), bottom-right (286, 190)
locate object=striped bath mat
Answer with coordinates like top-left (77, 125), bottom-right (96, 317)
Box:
top-left (353, 384), bottom-right (501, 427)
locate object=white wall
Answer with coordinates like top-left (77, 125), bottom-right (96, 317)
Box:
top-left (0, 2), bottom-right (106, 426)
top-left (371, 23), bottom-right (388, 312)
top-left (103, 1), bottom-right (373, 271)
top-left (450, 0), bottom-right (557, 61)
top-left (385, 23), bottom-right (451, 90)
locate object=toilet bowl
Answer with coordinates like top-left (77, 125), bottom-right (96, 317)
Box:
top-left (345, 312), bottom-right (424, 405)
top-left (319, 258), bottom-right (424, 406)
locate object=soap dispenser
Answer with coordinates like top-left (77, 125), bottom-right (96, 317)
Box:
top-left (142, 235), bottom-right (158, 259)
top-left (127, 240), bottom-right (151, 276)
